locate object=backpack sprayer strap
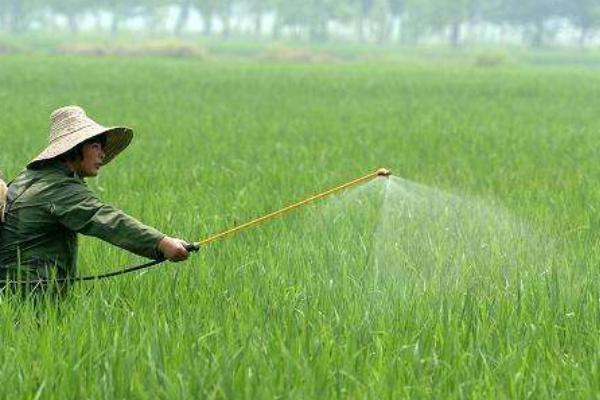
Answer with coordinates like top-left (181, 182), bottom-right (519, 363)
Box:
top-left (1, 175), bottom-right (42, 225)
top-left (0, 179), bottom-right (7, 224)
top-left (0, 168), bottom-right (8, 224)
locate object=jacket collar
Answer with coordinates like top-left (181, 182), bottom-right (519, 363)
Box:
top-left (42, 160), bottom-right (80, 180)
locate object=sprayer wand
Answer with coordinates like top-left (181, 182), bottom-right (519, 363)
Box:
top-left (192, 167), bottom-right (391, 249)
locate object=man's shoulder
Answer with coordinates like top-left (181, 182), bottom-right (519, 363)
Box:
top-left (13, 164), bottom-right (86, 199)
top-left (26, 162), bottom-right (80, 183)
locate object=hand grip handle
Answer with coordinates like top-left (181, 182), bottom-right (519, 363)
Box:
top-left (185, 243), bottom-right (200, 252)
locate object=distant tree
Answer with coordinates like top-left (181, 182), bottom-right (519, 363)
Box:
top-left (272, 1), bottom-right (292, 39)
top-left (328, 0), bottom-right (358, 40)
top-left (195, 0), bottom-right (218, 35)
top-left (490, 0), bottom-right (565, 47)
top-left (306, 0), bottom-right (338, 42)
top-left (216, 0), bottom-right (234, 38)
top-left (173, 0), bottom-right (193, 36)
top-left (355, 0), bottom-right (374, 42)
top-left (399, 0), bottom-right (425, 43)
top-left (369, 0), bottom-right (392, 44)
top-left (349, 0), bottom-right (395, 43)
top-left (565, 0), bottom-right (600, 46)
top-left (464, 0), bottom-right (483, 41)
top-left (439, 0), bottom-right (471, 46)
top-left (98, 0), bottom-right (126, 35)
top-left (194, 0), bottom-right (235, 38)
top-left (272, 0), bottom-right (332, 41)
top-left (140, 0), bottom-right (170, 33)
top-left (48, 0), bottom-right (93, 34)
top-left (270, 0), bottom-right (345, 41)
top-left (7, 0), bottom-right (23, 32)
top-left (84, 0), bottom-right (108, 32)
top-left (242, 0), bottom-right (269, 36)
top-left (402, 0), bottom-right (471, 46)
top-left (0, 0), bottom-right (7, 31)
top-left (5, 0), bottom-right (41, 33)
top-left (479, 0), bottom-right (511, 41)
top-left (479, 0), bottom-right (500, 21)
top-left (388, 0), bottom-right (405, 42)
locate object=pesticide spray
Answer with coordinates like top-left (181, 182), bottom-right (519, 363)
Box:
top-left (298, 173), bottom-right (561, 298)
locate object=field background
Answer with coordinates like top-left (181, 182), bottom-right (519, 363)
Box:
top-left (1, 52), bottom-right (600, 398)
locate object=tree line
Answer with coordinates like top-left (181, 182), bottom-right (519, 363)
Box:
top-left (0, 0), bottom-right (599, 47)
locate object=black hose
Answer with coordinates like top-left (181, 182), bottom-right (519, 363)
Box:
top-left (0, 243), bottom-right (200, 285)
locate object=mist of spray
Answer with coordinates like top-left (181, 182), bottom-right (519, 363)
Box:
top-left (370, 176), bottom-right (559, 296)
top-left (240, 174), bottom-right (561, 301)
top-left (288, 175), bottom-right (560, 298)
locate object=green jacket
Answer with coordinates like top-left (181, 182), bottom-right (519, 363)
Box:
top-left (0, 161), bottom-right (165, 280)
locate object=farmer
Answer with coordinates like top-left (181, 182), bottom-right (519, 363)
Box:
top-left (0, 106), bottom-right (191, 293)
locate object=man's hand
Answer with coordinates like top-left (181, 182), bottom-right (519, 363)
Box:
top-left (158, 236), bottom-right (190, 262)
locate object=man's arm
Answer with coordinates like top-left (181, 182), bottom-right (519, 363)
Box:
top-left (50, 181), bottom-right (189, 261)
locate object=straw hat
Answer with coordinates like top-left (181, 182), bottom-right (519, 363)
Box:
top-left (28, 106), bottom-right (133, 167)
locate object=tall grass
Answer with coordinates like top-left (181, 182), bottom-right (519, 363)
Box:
top-left (1, 55), bottom-right (599, 398)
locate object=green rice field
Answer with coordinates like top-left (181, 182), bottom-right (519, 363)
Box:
top-left (1, 54), bottom-right (600, 398)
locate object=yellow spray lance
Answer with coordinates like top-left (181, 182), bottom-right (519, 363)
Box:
top-left (5, 168), bottom-right (392, 284)
top-left (192, 167), bottom-right (392, 248)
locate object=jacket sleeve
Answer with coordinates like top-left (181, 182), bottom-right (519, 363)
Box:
top-left (49, 180), bottom-right (165, 259)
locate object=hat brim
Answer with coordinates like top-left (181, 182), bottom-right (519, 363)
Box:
top-left (28, 125), bottom-right (133, 168)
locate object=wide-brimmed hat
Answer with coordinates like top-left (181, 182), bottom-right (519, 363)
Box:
top-left (28, 106), bottom-right (133, 167)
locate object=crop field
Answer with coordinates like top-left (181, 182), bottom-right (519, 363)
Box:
top-left (1, 54), bottom-right (600, 398)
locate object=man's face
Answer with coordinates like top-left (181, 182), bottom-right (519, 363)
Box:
top-left (76, 141), bottom-right (105, 177)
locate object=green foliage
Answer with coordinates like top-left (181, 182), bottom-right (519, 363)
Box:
top-left (1, 55), bottom-right (600, 398)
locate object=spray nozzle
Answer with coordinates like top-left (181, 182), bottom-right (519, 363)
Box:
top-left (376, 168), bottom-right (392, 177)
